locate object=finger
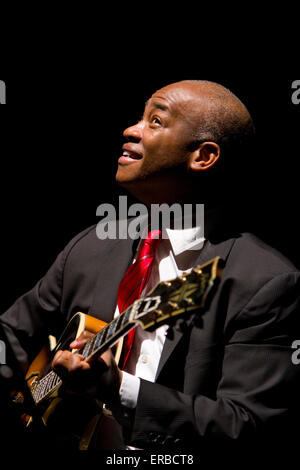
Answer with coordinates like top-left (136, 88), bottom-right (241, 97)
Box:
top-left (70, 330), bottom-right (93, 348)
top-left (70, 330), bottom-right (94, 349)
top-left (52, 351), bottom-right (90, 376)
top-left (52, 349), bottom-right (69, 368)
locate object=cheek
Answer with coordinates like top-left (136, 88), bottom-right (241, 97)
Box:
top-left (143, 135), bottom-right (189, 170)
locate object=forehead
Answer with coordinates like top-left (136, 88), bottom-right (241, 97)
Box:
top-left (145, 84), bottom-right (202, 117)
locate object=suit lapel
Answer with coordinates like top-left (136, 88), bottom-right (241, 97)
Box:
top-left (155, 235), bottom-right (237, 380)
top-left (89, 236), bottom-right (138, 323)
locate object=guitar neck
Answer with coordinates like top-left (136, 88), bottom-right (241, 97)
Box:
top-left (31, 297), bottom-right (160, 404)
top-left (81, 295), bottom-right (161, 361)
top-left (81, 306), bottom-right (134, 361)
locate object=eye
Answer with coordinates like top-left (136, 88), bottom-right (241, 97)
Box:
top-left (150, 116), bottom-right (162, 126)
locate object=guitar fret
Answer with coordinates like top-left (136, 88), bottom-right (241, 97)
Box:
top-left (95, 329), bottom-right (105, 348)
top-left (115, 311), bottom-right (125, 332)
top-left (85, 335), bottom-right (97, 358)
top-left (121, 307), bottom-right (132, 327)
top-left (82, 341), bottom-right (90, 357)
top-left (83, 329), bottom-right (106, 358)
top-left (90, 315), bottom-right (128, 357)
top-left (105, 319), bottom-right (117, 340)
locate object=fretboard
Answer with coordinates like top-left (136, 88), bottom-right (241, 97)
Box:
top-left (31, 296), bottom-right (161, 404)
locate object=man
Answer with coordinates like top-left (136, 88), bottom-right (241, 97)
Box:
top-left (1, 80), bottom-right (299, 453)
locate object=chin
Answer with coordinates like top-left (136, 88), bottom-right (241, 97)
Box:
top-left (115, 165), bottom-right (143, 184)
top-left (116, 169), bottom-right (185, 205)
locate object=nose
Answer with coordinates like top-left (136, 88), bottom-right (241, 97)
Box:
top-left (123, 121), bottom-right (143, 142)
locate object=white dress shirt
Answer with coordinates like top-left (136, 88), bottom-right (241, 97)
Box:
top-left (117, 225), bottom-right (205, 409)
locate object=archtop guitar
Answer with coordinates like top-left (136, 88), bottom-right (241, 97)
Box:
top-left (12, 256), bottom-right (222, 449)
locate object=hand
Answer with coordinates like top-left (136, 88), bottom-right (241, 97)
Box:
top-left (52, 330), bottom-right (123, 407)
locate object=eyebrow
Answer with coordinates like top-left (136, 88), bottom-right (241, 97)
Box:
top-left (145, 100), bottom-right (169, 113)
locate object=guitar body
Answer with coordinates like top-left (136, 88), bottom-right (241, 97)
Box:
top-left (26, 312), bottom-right (108, 391)
top-left (22, 313), bottom-right (125, 450)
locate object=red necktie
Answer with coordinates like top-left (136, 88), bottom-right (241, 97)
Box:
top-left (117, 230), bottom-right (162, 369)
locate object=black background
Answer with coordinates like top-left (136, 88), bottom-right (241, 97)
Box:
top-left (0, 65), bottom-right (299, 313)
top-left (0, 20), bottom-right (299, 462)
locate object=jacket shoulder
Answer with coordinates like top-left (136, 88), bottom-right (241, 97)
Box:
top-left (229, 232), bottom-right (298, 277)
top-left (219, 233), bottom-right (300, 318)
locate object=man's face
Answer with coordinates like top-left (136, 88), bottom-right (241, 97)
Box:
top-left (116, 84), bottom-right (201, 200)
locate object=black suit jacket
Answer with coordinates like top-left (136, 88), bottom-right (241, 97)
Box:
top-left (1, 224), bottom-right (300, 451)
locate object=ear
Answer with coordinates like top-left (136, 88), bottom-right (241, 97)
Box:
top-left (189, 142), bottom-right (220, 171)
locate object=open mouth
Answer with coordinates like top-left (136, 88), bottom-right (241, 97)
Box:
top-left (118, 149), bottom-right (143, 164)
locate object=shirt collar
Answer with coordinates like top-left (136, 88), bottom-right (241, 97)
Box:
top-left (136, 215), bottom-right (205, 258)
top-left (164, 224), bottom-right (205, 256)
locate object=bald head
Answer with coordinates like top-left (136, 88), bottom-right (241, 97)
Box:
top-left (156, 80), bottom-right (255, 151)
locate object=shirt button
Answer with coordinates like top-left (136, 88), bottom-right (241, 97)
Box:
top-left (141, 354), bottom-right (148, 364)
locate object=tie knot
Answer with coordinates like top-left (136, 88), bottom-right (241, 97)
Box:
top-left (145, 229), bottom-right (162, 242)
